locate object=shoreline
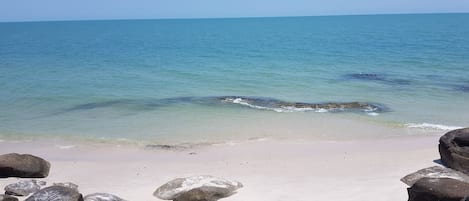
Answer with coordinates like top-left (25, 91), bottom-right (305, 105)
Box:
top-left (0, 133), bottom-right (443, 201)
top-left (0, 112), bottom-right (453, 147)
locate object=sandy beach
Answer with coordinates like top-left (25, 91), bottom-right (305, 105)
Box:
top-left (0, 130), bottom-right (444, 201)
top-left (1, 7), bottom-right (469, 201)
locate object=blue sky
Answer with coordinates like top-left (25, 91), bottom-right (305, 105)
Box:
top-left (1, 0), bottom-right (469, 22)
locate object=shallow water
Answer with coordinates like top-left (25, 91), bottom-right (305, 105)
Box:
top-left (1, 13), bottom-right (468, 142)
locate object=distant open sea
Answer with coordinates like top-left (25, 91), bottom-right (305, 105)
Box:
top-left (1, 13), bottom-right (469, 143)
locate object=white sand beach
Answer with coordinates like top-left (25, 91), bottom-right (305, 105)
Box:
top-left (0, 130), bottom-right (443, 201)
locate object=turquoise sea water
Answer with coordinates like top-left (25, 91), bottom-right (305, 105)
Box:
top-left (1, 13), bottom-right (469, 142)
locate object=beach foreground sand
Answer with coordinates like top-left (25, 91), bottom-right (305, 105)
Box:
top-left (0, 133), bottom-right (442, 201)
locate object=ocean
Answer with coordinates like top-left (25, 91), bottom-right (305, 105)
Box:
top-left (1, 13), bottom-right (468, 143)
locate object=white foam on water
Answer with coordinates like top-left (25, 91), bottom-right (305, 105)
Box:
top-left (315, 108), bottom-right (329, 113)
top-left (276, 106), bottom-right (315, 113)
top-left (223, 97), bottom-right (332, 113)
top-left (222, 97), bottom-right (383, 115)
top-left (225, 141), bottom-right (238, 146)
top-left (226, 98), bottom-right (272, 111)
top-left (406, 123), bottom-right (463, 131)
top-left (55, 144), bottom-right (76, 149)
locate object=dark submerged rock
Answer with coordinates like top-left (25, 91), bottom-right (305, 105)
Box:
top-left (4, 180), bottom-right (46, 196)
top-left (407, 178), bottom-right (469, 201)
top-left (388, 78), bottom-right (412, 85)
top-left (154, 175), bottom-right (243, 201)
top-left (0, 153), bottom-right (50, 178)
top-left (0, 194), bottom-right (19, 201)
top-left (219, 96), bottom-right (388, 113)
top-left (439, 128), bottom-right (469, 174)
top-left (343, 73), bottom-right (412, 86)
top-left (344, 73), bottom-right (386, 81)
top-left (56, 96), bottom-right (388, 117)
top-left (454, 85), bottom-right (469, 93)
top-left (25, 186), bottom-right (83, 201)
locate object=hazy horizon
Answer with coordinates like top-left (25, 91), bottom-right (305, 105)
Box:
top-left (0, 11), bottom-right (468, 23)
top-left (1, 0), bottom-right (469, 22)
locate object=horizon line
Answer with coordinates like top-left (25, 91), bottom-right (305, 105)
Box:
top-left (0, 11), bottom-right (468, 23)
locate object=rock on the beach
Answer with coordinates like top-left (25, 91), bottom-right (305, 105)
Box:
top-left (53, 182), bottom-right (79, 190)
top-left (401, 166), bottom-right (469, 186)
top-left (0, 194), bottom-right (19, 201)
top-left (84, 193), bottom-right (127, 201)
top-left (0, 153), bottom-right (50, 178)
top-left (439, 128), bottom-right (469, 174)
top-left (154, 175), bottom-right (243, 201)
top-left (408, 177), bottom-right (469, 201)
top-left (25, 186), bottom-right (83, 201)
top-left (4, 180), bottom-right (46, 196)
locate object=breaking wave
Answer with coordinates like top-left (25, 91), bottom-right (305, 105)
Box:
top-left (57, 96), bottom-right (388, 116)
top-left (219, 96), bottom-right (387, 114)
top-left (406, 123), bottom-right (463, 131)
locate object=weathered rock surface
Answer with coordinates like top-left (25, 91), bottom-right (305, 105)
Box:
top-left (401, 166), bottom-right (469, 186)
top-left (154, 175), bottom-right (243, 201)
top-left (53, 182), bottom-right (79, 190)
top-left (0, 194), bottom-right (19, 201)
top-left (4, 180), bottom-right (46, 196)
top-left (0, 153), bottom-right (50, 178)
top-left (25, 186), bottom-right (83, 201)
top-left (84, 193), bottom-right (127, 201)
top-left (439, 128), bottom-right (469, 174)
top-left (408, 177), bottom-right (469, 201)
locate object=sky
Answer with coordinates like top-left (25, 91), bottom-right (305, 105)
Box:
top-left (1, 0), bottom-right (469, 22)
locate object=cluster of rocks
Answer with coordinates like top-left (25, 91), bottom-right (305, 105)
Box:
top-left (402, 128), bottom-right (469, 201)
top-left (0, 153), bottom-right (127, 201)
top-left (0, 153), bottom-right (243, 201)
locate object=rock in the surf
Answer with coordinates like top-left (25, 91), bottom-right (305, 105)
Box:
top-left (219, 96), bottom-right (386, 113)
top-left (286, 101), bottom-right (381, 112)
top-left (83, 193), bottom-right (127, 201)
top-left (0, 153), bottom-right (50, 178)
top-left (401, 166), bottom-right (469, 186)
top-left (25, 186), bottom-right (83, 201)
top-left (4, 180), bottom-right (46, 196)
top-left (407, 177), bottom-right (469, 201)
top-left (0, 194), bottom-right (19, 201)
top-left (439, 128), bottom-right (469, 174)
top-left (153, 175), bottom-right (243, 201)
top-left (145, 144), bottom-right (190, 150)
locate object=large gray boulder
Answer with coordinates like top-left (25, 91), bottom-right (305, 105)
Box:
top-left (401, 166), bottom-right (469, 186)
top-left (4, 180), bottom-right (46, 196)
top-left (84, 193), bottom-right (127, 201)
top-left (407, 177), bottom-right (469, 201)
top-left (0, 194), bottom-right (19, 201)
top-left (0, 153), bottom-right (50, 178)
top-left (25, 186), bottom-right (83, 201)
top-left (154, 175), bottom-right (243, 201)
top-left (439, 128), bottom-right (469, 174)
